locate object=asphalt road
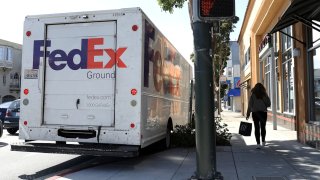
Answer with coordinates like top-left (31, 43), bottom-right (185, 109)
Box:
top-left (0, 131), bottom-right (164, 180)
top-left (0, 131), bottom-right (123, 180)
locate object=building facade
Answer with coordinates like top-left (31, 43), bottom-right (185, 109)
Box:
top-left (239, 0), bottom-right (320, 148)
top-left (226, 41), bottom-right (241, 112)
top-left (0, 39), bottom-right (22, 103)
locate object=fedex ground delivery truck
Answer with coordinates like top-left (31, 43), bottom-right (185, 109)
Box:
top-left (12, 8), bottom-right (193, 157)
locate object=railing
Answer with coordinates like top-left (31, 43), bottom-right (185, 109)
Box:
top-left (9, 83), bottom-right (20, 91)
top-left (0, 60), bottom-right (13, 69)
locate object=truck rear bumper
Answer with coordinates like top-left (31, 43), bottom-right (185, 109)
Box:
top-left (11, 142), bottom-right (140, 157)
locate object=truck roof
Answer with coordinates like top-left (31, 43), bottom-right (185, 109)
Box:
top-left (25, 7), bottom-right (143, 19)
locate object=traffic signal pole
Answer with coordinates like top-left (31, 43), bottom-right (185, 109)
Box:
top-left (192, 21), bottom-right (216, 179)
top-left (191, 0), bottom-right (234, 179)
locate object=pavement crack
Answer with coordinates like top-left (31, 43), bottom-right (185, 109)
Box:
top-left (231, 146), bottom-right (240, 180)
top-left (171, 149), bottom-right (190, 180)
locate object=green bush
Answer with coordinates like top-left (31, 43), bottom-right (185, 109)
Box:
top-left (215, 117), bottom-right (232, 146)
top-left (171, 117), bottom-right (231, 147)
top-left (171, 123), bottom-right (196, 147)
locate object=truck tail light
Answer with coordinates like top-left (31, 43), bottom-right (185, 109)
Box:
top-left (24, 121), bottom-right (28, 126)
top-left (131, 89), bottom-right (137, 95)
top-left (26, 31), bottom-right (31, 37)
top-left (130, 123), bottom-right (135, 128)
top-left (132, 25), bottom-right (138, 31)
top-left (24, 88), bottom-right (29, 95)
top-left (6, 110), bottom-right (12, 117)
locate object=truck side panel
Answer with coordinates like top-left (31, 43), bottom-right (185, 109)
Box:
top-left (140, 17), bottom-right (192, 148)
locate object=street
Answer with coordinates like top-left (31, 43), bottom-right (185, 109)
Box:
top-left (0, 131), bottom-right (124, 180)
top-left (0, 131), bottom-right (194, 180)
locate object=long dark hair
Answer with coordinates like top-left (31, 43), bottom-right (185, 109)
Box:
top-left (251, 83), bottom-right (267, 99)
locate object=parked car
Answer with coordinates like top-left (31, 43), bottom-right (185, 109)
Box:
top-left (0, 101), bottom-right (13, 137)
top-left (0, 101), bottom-right (12, 123)
top-left (3, 99), bottom-right (20, 135)
top-left (0, 120), bottom-right (2, 137)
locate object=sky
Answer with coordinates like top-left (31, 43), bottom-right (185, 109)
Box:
top-left (0, 0), bottom-right (248, 61)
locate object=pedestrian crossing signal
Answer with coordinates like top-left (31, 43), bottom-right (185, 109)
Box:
top-left (199, 0), bottom-right (235, 20)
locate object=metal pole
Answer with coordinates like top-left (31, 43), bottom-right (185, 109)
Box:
top-left (193, 21), bottom-right (215, 179)
top-left (270, 35), bottom-right (277, 130)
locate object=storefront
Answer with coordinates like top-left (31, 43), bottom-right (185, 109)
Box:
top-left (239, 0), bottom-right (320, 148)
top-left (270, 0), bottom-right (320, 147)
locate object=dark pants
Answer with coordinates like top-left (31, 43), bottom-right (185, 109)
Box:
top-left (252, 111), bottom-right (267, 145)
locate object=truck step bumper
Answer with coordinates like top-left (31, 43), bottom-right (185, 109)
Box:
top-left (11, 142), bottom-right (140, 157)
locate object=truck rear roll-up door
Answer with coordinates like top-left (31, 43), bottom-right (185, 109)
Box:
top-left (43, 21), bottom-right (117, 127)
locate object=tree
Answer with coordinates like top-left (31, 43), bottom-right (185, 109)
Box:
top-left (157, 0), bottom-right (187, 13)
top-left (190, 52), bottom-right (195, 62)
top-left (157, 0), bottom-right (238, 112)
top-left (157, 1), bottom-right (238, 177)
top-left (212, 18), bottom-right (238, 113)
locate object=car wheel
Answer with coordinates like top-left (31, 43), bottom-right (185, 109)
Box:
top-left (0, 121), bottom-right (3, 137)
top-left (7, 128), bottom-right (18, 135)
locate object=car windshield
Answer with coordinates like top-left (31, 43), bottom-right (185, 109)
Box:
top-left (0, 101), bottom-right (12, 108)
top-left (9, 100), bottom-right (20, 109)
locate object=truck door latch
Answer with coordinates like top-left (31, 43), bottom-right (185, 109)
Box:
top-left (76, 99), bottom-right (80, 109)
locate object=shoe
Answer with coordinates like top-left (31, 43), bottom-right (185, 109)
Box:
top-left (256, 144), bottom-right (261, 149)
top-left (262, 142), bottom-right (266, 146)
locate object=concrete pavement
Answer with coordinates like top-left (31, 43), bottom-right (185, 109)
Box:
top-left (218, 110), bottom-right (320, 180)
top-left (52, 110), bottom-right (320, 180)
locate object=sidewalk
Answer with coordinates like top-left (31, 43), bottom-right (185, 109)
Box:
top-left (53, 110), bottom-right (320, 180)
top-left (218, 110), bottom-right (320, 180)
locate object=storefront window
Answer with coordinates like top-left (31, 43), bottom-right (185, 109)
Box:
top-left (276, 65), bottom-right (280, 111)
top-left (265, 56), bottom-right (271, 96)
top-left (313, 48), bottom-right (320, 121)
top-left (311, 22), bottom-right (320, 122)
top-left (244, 47), bottom-right (250, 70)
top-left (282, 26), bottom-right (292, 51)
top-left (259, 54), bottom-right (271, 104)
top-left (273, 33), bottom-right (280, 111)
top-left (281, 27), bottom-right (295, 114)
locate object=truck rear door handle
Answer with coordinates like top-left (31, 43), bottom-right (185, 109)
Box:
top-left (76, 99), bottom-right (80, 109)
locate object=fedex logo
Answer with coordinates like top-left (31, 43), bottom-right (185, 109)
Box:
top-left (33, 38), bottom-right (127, 70)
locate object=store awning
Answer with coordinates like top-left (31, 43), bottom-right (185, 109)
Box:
top-left (270, 0), bottom-right (320, 34)
top-left (227, 89), bottom-right (240, 97)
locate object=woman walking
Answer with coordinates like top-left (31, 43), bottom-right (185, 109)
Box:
top-left (246, 83), bottom-right (271, 149)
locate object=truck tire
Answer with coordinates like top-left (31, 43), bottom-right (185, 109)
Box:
top-left (0, 121), bottom-right (3, 137)
top-left (163, 120), bottom-right (173, 149)
top-left (164, 126), bottom-right (171, 149)
top-left (7, 128), bottom-right (18, 135)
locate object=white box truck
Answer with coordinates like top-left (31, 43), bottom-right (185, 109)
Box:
top-left (12, 8), bottom-right (193, 157)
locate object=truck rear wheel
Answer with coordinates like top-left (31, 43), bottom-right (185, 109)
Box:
top-left (163, 119), bottom-right (173, 149)
top-left (164, 126), bottom-right (171, 149)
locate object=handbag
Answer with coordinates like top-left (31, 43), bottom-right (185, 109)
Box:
top-left (239, 121), bottom-right (252, 136)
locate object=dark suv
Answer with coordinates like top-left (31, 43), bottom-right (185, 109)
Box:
top-left (3, 99), bottom-right (20, 135)
top-left (0, 101), bottom-right (13, 137)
